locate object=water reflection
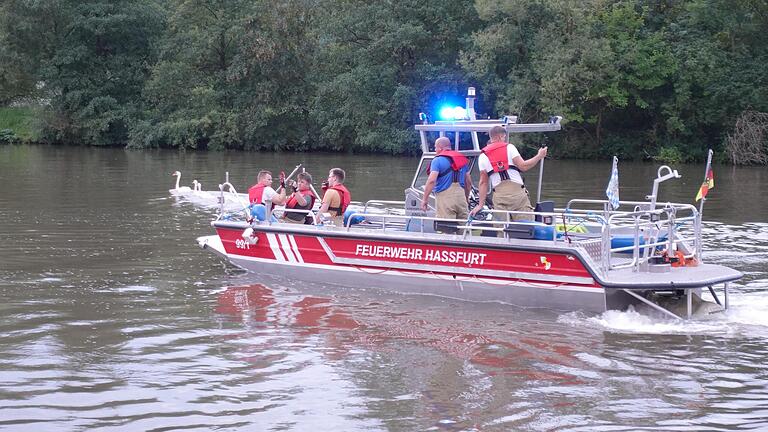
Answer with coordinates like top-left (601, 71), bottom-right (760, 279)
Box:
top-left (1, 145), bottom-right (767, 430)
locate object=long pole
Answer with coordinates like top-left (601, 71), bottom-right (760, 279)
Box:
top-left (536, 149), bottom-right (545, 203)
top-left (284, 164), bottom-right (302, 183)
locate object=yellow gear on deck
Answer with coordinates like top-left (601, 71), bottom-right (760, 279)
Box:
top-left (555, 223), bottom-right (588, 233)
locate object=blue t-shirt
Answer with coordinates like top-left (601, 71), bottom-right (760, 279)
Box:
top-left (430, 156), bottom-right (468, 193)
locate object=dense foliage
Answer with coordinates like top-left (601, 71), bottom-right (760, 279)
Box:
top-left (1, 0), bottom-right (767, 161)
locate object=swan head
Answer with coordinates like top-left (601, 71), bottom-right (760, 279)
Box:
top-left (172, 171), bottom-right (181, 177)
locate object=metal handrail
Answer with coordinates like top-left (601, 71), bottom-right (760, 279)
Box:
top-left (217, 181), bottom-right (251, 220)
top-left (363, 200), bottom-right (406, 213)
top-left (240, 199), bottom-right (700, 274)
top-left (604, 205), bottom-right (700, 270)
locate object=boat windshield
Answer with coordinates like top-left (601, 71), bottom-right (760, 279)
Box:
top-left (411, 155), bottom-right (479, 190)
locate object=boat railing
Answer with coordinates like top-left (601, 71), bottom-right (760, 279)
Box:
top-left (604, 204), bottom-right (701, 271)
top-left (342, 203), bottom-right (700, 275)
top-left (363, 200), bottom-right (406, 213)
top-left (217, 181), bottom-right (251, 220)
top-left (249, 199), bottom-right (700, 275)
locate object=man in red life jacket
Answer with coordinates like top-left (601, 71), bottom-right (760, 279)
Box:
top-left (470, 125), bottom-right (547, 223)
top-left (248, 170), bottom-right (289, 206)
top-left (420, 136), bottom-right (472, 221)
top-left (317, 168), bottom-right (351, 226)
top-left (283, 172), bottom-right (317, 224)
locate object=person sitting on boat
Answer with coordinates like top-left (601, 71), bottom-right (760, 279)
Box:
top-left (317, 168), bottom-right (351, 226)
top-left (470, 125), bottom-right (546, 223)
top-left (283, 172), bottom-right (317, 224)
top-left (248, 170), bottom-right (289, 206)
top-left (248, 170), bottom-right (287, 221)
top-left (420, 136), bottom-right (472, 221)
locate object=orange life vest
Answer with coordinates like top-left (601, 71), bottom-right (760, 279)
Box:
top-left (286, 189), bottom-right (316, 209)
top-left (326, 184), bottom-right (351, 215)
top-left (284, 189), bottom-right (316, 222)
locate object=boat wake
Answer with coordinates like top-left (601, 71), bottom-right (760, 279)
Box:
top-left (558, 289), bottom-right (768, 336)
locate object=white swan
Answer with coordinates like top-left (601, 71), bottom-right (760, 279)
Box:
top-left (169, 171), bottom-right (192, 195)
top-left (190, 179), bottom-right (248, 208)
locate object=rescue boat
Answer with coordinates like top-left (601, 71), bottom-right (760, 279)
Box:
top-left (197, 89), bottom-right (742, 319)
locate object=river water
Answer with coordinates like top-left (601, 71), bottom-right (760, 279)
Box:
top-left (1, 144), bottom-right (767, 431)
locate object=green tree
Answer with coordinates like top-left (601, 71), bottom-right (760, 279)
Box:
top-left (0, 0), bottom-right (66, 105)
top-left (131, 0), bottom-right (318, 150)
top-left (311, 0), bottom-right (480, 154)
top-left (2, 0), bottom-right (165, 145)
top-left (662, 0), bottom-right (768, 157)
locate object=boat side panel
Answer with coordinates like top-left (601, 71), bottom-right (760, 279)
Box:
top-left (216, 226), bottom-right (600, 289)
top-left (216, 227), bottom-right (335, 265)
top-left (323, 237), bottom-right (593, 280)
top-left (226, 255), bottom-right (608, 313)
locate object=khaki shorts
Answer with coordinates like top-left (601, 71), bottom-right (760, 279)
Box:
top-left (435, 183), bottom-right (468, 220)
top-left (492, 181), bottom-right (533, 222)
top-left (283, 216), bottom-right (307, 224)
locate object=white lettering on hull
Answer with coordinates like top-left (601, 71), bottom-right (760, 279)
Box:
top-left (354, 244), bottom-right (486, 266)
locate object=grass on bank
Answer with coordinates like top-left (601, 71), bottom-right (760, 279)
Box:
top-left (0, 107), bottom-right (37, 142)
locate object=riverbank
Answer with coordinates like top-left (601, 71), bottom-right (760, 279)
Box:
top-left (0, 107), bottom-right (36, 143)
top-left (2, 106), bottom-right (764, 166)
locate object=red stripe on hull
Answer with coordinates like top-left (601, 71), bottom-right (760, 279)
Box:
top-left (216, 227), bottom-right (600, 288)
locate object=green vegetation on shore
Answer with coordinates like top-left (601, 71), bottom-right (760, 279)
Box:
top-left (1, 0), bottom-right (767, 163)
top-left (0, 107), bottom-right (36, 143)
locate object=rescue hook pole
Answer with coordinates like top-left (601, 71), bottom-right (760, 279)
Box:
top-left (537, 147), bottom-right (545, 203)
top-left (285, 164), bottom-right (303, 182)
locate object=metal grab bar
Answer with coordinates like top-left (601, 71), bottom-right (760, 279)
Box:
top-left (363, 200), bottom-right (406, 213)
top-left (217, 181), bottom-right (251, 220)
top-left (604, 205), bottom-right (701, 270)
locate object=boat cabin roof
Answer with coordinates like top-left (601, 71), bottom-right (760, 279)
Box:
top-left (414, 116), bottom-right (563, 154)
top-left (411, 116), bottom-right (563, 190)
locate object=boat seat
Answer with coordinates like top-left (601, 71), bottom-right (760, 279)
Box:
top-left (503, 223), bottom-right (536, 239)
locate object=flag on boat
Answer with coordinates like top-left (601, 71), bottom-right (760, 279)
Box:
top-left (605, 156), bottom-right (620, 210)
top-left (695, 169), bottom-right (714, 201)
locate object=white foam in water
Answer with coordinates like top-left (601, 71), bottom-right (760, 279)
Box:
top-left (115, 285), bottom-right (157, 293)
top-left (722, 291), bottom-right (768, 329)
top-left (559, 289), bottom-right (768, 337)
top-left (591, 308), bottom-right (735, 334)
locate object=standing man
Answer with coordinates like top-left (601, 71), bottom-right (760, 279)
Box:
top-left (317, 168), bottom-right (351, 226)
top-left (248, 170), bottom-right (288, 206)
top-left (470, 126), bottom-right (547, 222)
top-left (420, 137), bottom-right (472, 221)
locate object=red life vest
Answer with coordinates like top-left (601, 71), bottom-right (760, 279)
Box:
top-left (286, 189), bottom-right (316, 210)
top-left (326, 184), bottom-right (351, 215)
top-left (427, 150), bottom-right (469, 183)
top-left (482, 141), bottom-right (522, 182)
top-left (248, 184), bottom-right (266, 204)
top-left (438, 150), bottom-right (468, 171)
top-left (482, 141), bottom-right (511, 173)
top-left (284, 189), bottom-right (316, 222)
